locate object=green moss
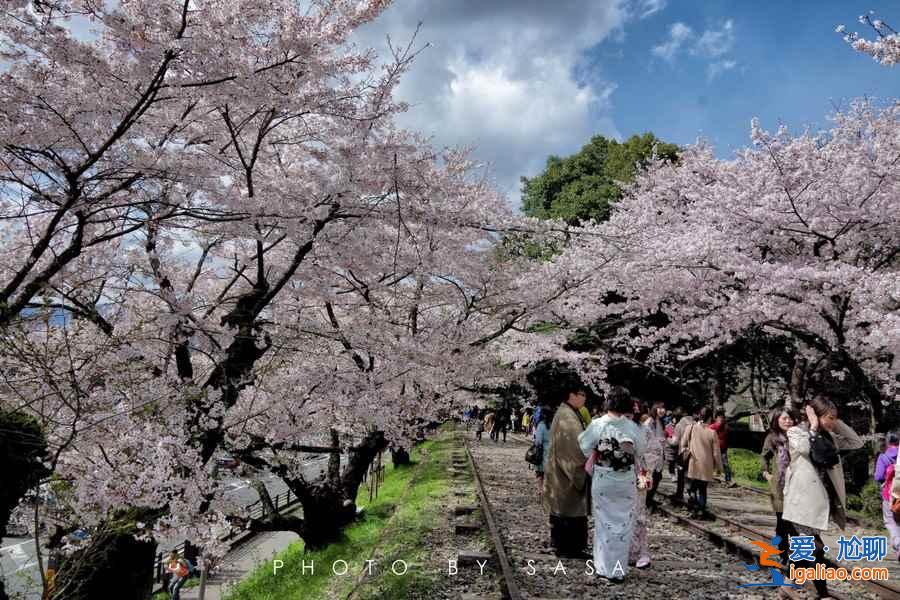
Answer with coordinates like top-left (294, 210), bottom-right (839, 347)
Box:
top-left (225, 434), bottom-right (455, 600)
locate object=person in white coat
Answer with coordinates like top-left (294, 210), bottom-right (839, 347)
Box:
top-left (782, 396), bottom-right (863, 599)
top-left (578, 386), bottom-right (645, 583)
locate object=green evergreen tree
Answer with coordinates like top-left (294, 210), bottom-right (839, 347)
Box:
top-left (521, 132), bottom-right (678, 223)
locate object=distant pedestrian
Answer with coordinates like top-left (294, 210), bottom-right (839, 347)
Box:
top-left (579, 386), bottom-right (645, 581)
top-left (475, 412), bottom-right (486, 441)
top-left (875, 432), bottom-right (900, 560)
top-left (680, 407), bottom-right (722, 517)
top-left (664, 409), bottom-right (678, 482)
top-left (708, 410), bottom-right (734, 485)
top-left (543, 383), bottom-right (590, 559)
top-left (484, 411), bottom-right (495, 441)
top-left (496, 407), bottom-right (510, 442)
top-left (670, 407), bottom-right (694, 504)
top-left (532, 405), bottom-right (553, 495)
top-left (166, 551), bottom-right (191, 600)
top-left (645, 401), bottom-right (667, 507)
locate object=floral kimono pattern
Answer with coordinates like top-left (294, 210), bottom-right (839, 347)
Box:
top-left (579, 414), bottom-right (645, 579)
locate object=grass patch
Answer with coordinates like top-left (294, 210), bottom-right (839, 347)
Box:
top-left (152, 575), bottom-right (200, 599)
top-left (224, 432), bottom-right (455, 600)
top-left (728, 447), bottom-right (769, 491)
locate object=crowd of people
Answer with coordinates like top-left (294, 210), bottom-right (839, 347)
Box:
top-left (464, 404), bottom-right (536, 442)
top-left (468, 384), bottom-right (874, 597)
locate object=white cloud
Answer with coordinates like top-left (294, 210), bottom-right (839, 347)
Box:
top-left (707, 59), bottom-right (737, 80)
top-left (354, 1), bottom-right (635, 204)
top-left (652, 18), bottom-right (738, 80)
top-left (652, 22), bottom-right (693, 61)
top-left (692, 19), bottom-right (735, 58)
top-left (635, 0), bottom-right (668, 20)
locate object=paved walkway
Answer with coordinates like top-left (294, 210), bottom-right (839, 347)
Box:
top-left (180, 509), bottom-right (301, 600)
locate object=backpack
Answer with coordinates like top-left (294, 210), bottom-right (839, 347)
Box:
top-left (173, 559), bottom-right (189, 578)
top-left (884, 463), bottom-right (895, 501)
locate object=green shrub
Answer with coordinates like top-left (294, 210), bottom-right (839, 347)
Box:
top-left (847, 480), bottom-right (882, 522)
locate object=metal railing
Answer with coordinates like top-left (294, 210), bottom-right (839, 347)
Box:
top-left (153, 488), bottom-right (299, 582)
top-left (152, 448), bottom-right (385, 582)
top-left (361, 451), bottom-right (385, 502)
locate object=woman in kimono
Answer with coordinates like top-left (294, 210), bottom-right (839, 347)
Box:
top-left (578, 386), bottom-right (645, 582)
top-left (630, 405), bottom-right (664, 568)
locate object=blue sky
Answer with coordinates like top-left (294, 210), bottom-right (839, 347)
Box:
top-left (594, 1), bottom-right (900, 157)
top-left (357, 1), bottom-right (900, 208)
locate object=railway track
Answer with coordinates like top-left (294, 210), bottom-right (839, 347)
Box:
top-left (655, 478), bottom-right (900, 600)
top-left (462, 434), bottom-right (839, 599)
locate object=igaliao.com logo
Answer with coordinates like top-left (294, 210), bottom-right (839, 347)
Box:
top-left (737, 535), bottom-right (801, 589)
top-left (737, 534), bottom-right (891, 590)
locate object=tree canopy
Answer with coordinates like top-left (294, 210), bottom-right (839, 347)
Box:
top-left (520, 132), bottom-right (679, 224)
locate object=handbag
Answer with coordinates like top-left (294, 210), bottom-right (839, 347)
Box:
top-left (679, 423), bottom-right (695, 464)
top-left (809, 430), bottom-right (840, 469)
top-left (892, 496), bottom-right (900, 523)
top-left (525, 442), bottom-right (543, 466)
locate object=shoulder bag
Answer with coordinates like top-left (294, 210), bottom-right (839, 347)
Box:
top-left (679, 422), bottom-right (695, 464)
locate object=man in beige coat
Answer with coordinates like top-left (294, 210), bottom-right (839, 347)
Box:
top-left (543, 385), bottom-right (589, 558)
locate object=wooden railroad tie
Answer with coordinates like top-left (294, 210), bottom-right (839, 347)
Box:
top-left (454, 519), bottom-right (482, 534)
top-left (457, 550), bottom-right (493, 566)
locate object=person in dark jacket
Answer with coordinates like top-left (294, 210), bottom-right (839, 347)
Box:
top-left (708, 410), bottom-right (733, 485)
top-left (761, 407), bottom-right (800, 555)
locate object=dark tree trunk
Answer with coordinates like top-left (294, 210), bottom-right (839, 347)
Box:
top-left (789, 354), bottom-right (807, 408)
top-left (327, 428), bottom-right (341, 481)
top-left (51, 526), bottom-right (156, 600)
top-left (300, 429), bottom-right (386, 548)
top-left (1, 411), bottom-right (49, 600)
top-left (390, 447), bottom-right (411, 467)
top-left (296, 481), bottom-right (358, 548)
top-left (244, 430), bottom-right (387, 549)
top-left (1, 410), bottom-right (50, 536)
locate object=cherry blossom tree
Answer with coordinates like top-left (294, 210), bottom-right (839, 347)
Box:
top-left (0, 3), bottom-right (587, 598)
top-left (544, 102), bottom-right (899, 421)
top-left (838, 12), bottom-right (900, 66)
